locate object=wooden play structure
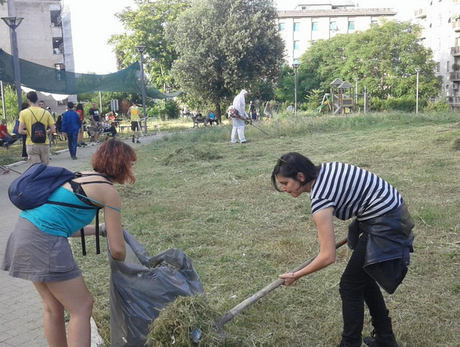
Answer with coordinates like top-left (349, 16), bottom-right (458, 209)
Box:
top-left (317, 78), bottom-right (370, 114)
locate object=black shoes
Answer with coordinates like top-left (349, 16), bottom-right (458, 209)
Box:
top-left (136, 140), bottom-right (141, 143)
top-left (71, 156), bottom-right (78, 160)
top-left (363, 330), bottom-right (399, 347)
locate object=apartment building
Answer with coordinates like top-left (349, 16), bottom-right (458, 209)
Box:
top-left (0, 0), bottom-right (74, 72)
top-left (277, 1), bottom-right (397, 65)
top-left (414, 0), bottom-right (460, 106)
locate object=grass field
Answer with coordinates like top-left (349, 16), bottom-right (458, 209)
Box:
top-left (74, 111), bottom-right (460, 346)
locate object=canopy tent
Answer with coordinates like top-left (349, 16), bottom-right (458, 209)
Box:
top-left (0, 49), bottom-right (182, 99)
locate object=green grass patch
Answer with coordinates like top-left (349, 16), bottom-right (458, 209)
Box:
top-left (74, 112), bottom-right (460, 347)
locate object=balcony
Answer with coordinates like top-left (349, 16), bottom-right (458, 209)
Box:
top-left (451, 46), bottom-right (460, 56)
top-left (418, 29), bottom-right (427, 39)
top-left (450, 71), bottom-right (460, 81)
top-left (453, 21), bottom-right (460, 31)
top-left (414, 8), bottom-right (427, 19)
top-left (447, 96), bottom-right (460, 105)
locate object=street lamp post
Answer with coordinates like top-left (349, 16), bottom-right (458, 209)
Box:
top-left (292, 60), bottom-right (300, 116)
top-left (2, 16), bottom-right (24, 113)
top-left (415, 68), bottom-right (421, 114)
top-left (136, 45), bottom-right (147, 116)
top-left (354, 77), bottom-right (359, 106)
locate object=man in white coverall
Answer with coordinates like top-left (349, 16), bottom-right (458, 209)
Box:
top-left (231, 89), bottom-right (249, 143)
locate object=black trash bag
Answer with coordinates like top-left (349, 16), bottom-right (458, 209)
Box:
top-left (109, 229), bottom-right (204, 347)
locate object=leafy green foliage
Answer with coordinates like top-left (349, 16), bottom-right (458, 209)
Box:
top-left (147, 100), bottom-right (181, 120)
top-left (109, 0), bottom-right (190, 90)
top-left (282, 20), bottom-right (440, 105)
top-left (166, 0), bottom-right (284, 119)
top-left (0, 84), bottom-right (26, 123)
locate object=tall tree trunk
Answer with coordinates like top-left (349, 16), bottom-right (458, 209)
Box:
top-left (215, 102), bottom-right (222, 123)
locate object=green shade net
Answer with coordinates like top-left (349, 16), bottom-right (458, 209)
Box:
top-left (0, 49), bottom-right (182, 99)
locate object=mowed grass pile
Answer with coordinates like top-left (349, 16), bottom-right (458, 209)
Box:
top-left (76, 112), bottom-right (460, 346)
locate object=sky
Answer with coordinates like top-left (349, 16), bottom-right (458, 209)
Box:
top-left (65, 0), bottom-right (421, 75)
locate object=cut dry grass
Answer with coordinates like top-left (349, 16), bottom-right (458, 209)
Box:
top-left (75, 112), bottom-right (460, 347)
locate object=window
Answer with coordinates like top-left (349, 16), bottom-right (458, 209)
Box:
top-left (278, 23), bottom-right (285, 31)
top-left (294, 41), bottom-right (300, 50)
top-left (447, 61), bottom-right (450, 72)
top-left (312, 22), bottom-right (318, 31)
top-left (348, 21), bottom-right (355, 31)
top-left (294, 22), bottom-right (300, 32)
top-left (330, 21), bottom-right (338, 31)
top-left (50, 10), bottom-right (61, 27)
top-left (436, 62), bottom-right (441, 73)
top-left (302, 6), bottom-right (306, 10)
top-left (52, 37), bottom-right (63, 55)
top-left (371, 20), bottom-right (378, 26)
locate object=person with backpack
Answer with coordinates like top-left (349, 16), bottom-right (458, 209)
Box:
top-left (2, 139), bottom-right (137, 347)
top-left (18, 91), bottom-right (55, 165)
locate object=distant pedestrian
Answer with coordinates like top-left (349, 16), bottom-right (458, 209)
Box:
top-left (61, 102), bottom-right (82, 160)
top-left (89, 102), bottom-right (101, 143)
top-left (18, 91), bottom-right (55, 165)
top-left (128, 103), bottom-right (141, 143)
top-left (249, 101), bottom-right (257, 121)
top-left (231, 89), bottom-right (249, 144)
top-left (76, 103), bottom-right (86, 146)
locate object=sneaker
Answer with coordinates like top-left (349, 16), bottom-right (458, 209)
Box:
top-left (364, 330), bottom-right (398, 347)
top-left (72, 156), bottom-right (78, 160)
top-left (136, 140), bottom-right (141, 143)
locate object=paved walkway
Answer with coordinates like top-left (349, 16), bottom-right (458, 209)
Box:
top-left (0, 135), bottom-right (158, 347)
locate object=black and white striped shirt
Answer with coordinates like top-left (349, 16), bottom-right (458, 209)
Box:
top-left (310, 162), bottom-right (403, 221)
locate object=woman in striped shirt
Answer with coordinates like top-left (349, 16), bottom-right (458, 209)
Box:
top-left (271, 152), bottom-right (414, 347)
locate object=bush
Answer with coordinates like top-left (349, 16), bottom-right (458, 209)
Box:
top-left (423, 99), bottom-right (451, 112)
top-left (147, 100), bottom-right (180, 120)
top-left (369, 97), bottom-right (426, 113)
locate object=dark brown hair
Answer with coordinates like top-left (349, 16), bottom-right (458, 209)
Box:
top-left (91, 139), bottom-right (137, 184)
top-left (271, 152), bottom-right (320, 192)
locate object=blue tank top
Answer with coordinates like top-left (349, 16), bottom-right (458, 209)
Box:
top-left (20, 187), bottom-right (100, 237)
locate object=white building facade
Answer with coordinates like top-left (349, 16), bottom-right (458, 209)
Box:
top-left (277, 1), bottom-right (396, 65)
top-left (414, 0), bottom-right (460, 106)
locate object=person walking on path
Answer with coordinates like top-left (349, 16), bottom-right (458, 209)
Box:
top-left (61, 102), bottom-right (82, 160)
top-left (18, 91), bottom-right (55, 165)
top-left (128, 103), bottom-right (141, 143)
top-left (1, 139), bottom-right (137, 347)
top-left (272, 153), bottom-right (415, 347)
top-left (231, 89), bottom-right (249, 144)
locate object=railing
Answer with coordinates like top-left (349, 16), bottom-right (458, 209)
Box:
top-left (451, 46), bottom-right (460, 56)
top-left (414, 8), bottom-right (427, 18)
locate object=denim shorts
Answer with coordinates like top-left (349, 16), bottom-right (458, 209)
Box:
top-left (1, 217), bottom-right (81, 282)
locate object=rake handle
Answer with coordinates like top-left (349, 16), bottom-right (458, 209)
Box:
top-left (215, 237), bottom-right (348, 329)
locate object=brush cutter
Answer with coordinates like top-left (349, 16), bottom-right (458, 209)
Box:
top-left (228, 106), bottom-right (270, 136)
top-left (215, 237), bottom-right (348, 330)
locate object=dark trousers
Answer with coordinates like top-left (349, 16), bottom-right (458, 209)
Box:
top-left (67, 132), bottom-right (78, 158)
top-left (339, 233), bottom-right (393, 346)
top-left (21, 135), bottom-right (27, 157)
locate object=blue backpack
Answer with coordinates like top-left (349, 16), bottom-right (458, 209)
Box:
top-left (8, 163), bottom-right (110, 255)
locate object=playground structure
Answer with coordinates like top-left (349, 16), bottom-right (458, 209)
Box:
top-left (317, 78), bottom-right (371, 114)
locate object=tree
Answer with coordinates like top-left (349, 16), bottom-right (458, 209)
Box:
top-left (0, 85), bottom-right (25, 123)
top-left (109, 0), bottom-right (190, 91)
top-left (285, 20), bottom-right (440, 103)
top-left (166, 0), bottom-right (284, 121)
